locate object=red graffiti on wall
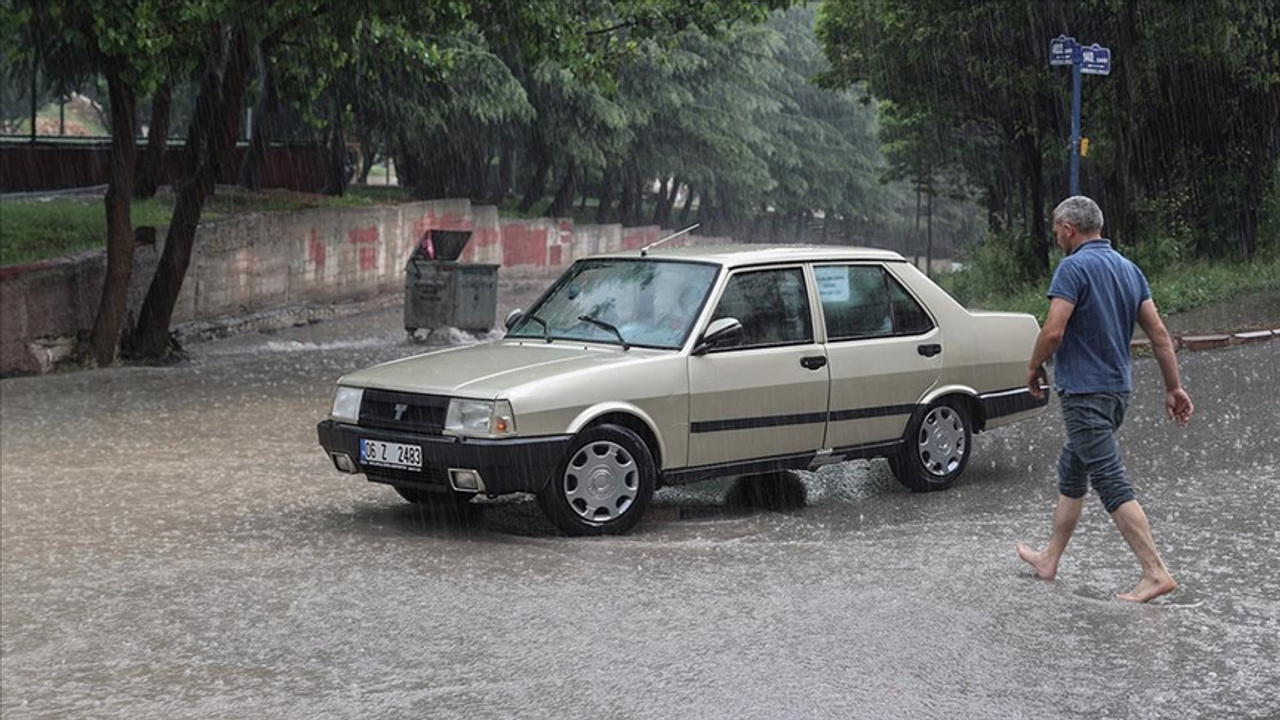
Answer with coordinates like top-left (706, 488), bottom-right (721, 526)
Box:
top-left (309, 229), bottom-right (326, 269)
top-left (348, 226), bottom-right (379, 270)
top-left (502, 225), bottom-right (548, 267)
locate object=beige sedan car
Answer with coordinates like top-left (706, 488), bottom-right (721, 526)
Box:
top-left (317, 245), bottom-right (1047, 535)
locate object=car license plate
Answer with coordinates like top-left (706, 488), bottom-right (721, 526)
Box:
top-left (359, 439), bottom-right (423, 470)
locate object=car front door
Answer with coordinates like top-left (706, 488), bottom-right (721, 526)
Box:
top-left (686, 266), bottom-right (829, 469)
top-left (815, 263), bottom-right (942, 451)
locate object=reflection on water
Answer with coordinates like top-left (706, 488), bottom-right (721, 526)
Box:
top-left (723, 471), bottom-right (808, 514)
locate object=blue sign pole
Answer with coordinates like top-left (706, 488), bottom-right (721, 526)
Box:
top-left (1070, 57), bottom-right (1082, 196)
top-left (1050, 36), bottom-right (1109, 197)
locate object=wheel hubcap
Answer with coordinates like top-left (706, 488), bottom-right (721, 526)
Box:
top-left (917, 406), bottom-right (966, 477)
top-left (563, 440), bottom-right (637, 522)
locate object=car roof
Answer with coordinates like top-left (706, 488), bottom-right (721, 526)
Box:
top-left (592, 243), bottom-right (906, 268)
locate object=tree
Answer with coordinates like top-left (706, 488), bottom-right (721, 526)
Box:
top-left (130, 1), bottom-right (472, 359)
top-left (11, 0), bottom-right (174, 366)
top-left (816, 0), bottom-right (1280, 268)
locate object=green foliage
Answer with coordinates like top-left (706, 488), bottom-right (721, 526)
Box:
top-left (937, 230), bottom-right (1046, 313)
top-left (0, 198), bottom-right (170, 265)
top-left (937, 232), bottom-right (1280, 324)
top-left (816, 0), bottom-right (1280, 263)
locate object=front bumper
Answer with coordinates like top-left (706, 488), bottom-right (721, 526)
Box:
top-left (316, 419), bottom-right (571, 495)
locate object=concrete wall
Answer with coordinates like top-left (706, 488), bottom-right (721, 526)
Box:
top-left (0, 198), bottom-right (716, 375)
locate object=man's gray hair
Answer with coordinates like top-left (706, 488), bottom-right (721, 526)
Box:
top-left (1053, 195), bottom-right (1104, 232)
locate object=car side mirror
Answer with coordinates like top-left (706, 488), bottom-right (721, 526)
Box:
top-left (504, 309), bottom-right (525, 331)
top-left (693, 317), bottom-right (743, 355)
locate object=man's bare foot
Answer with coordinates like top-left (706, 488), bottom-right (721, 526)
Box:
top-left (1116, 574), bottom-right (1177, 603)
top-left (1016, 542), bottom-right (1058, 580)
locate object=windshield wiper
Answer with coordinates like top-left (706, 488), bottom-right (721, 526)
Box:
top-left (578, 315), bottom-right (630, 350)
top-left (524, 314), bottom-right (552, 343)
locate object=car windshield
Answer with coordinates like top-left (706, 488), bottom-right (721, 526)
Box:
top-left (507, 258), bottom-right (718, 349)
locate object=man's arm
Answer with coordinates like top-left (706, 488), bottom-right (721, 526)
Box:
top-left (1026, 297), bottom-right (1075, 399)
top-left (1136, 298), bottom-right (1194, 426)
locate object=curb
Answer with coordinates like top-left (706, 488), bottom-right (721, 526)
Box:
top-left (1130, 329), bottom-right (1280, 353)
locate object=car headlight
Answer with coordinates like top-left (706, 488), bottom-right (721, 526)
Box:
top-left (330, 386), bottom-right (363, 423)
top-left (444, 399), bottom-right (517, 438)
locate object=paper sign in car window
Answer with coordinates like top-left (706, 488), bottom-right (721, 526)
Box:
top-left (815, 266), bottom-right (850, 302)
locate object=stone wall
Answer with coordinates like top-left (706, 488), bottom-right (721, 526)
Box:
top-left (0, 199), bottom-right (721, 375)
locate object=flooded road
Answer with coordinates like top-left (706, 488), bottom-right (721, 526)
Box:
top-left (2, 305), bottom-right (1277, 719)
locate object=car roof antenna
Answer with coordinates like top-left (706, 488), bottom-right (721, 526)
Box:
top-left (641, 224), bottom-right (699, 256)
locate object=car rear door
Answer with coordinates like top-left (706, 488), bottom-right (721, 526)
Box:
top-left (686, 266), bottom-right (829, 468)
top-left (815, 262), bottom-right (941, 450)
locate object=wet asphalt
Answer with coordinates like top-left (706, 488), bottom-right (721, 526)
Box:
top-left (1, 305), bottom-right (1277, 719)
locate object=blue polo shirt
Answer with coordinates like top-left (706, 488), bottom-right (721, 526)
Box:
top-left (1047, 239), bottom-right (1151, 393)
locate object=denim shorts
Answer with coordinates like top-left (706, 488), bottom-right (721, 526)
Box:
top-left (1056, 392), bottom-right (1135, 512)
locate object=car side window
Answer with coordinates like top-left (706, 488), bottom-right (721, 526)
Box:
top-left (887, 273), bottom-right (934, 335)
top-left (711, 267), bottom-right (813, 348)
top-left (817, 264), bottom-right (934, 340)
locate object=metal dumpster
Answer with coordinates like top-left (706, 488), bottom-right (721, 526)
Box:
top-left (403, 230), bottom-right (499, 336)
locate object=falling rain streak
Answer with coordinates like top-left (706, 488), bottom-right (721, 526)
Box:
top-left (2, 303), bottom-right (1278, 719)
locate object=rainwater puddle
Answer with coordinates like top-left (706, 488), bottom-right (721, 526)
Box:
top-left (1069, 584), bottom-right (1206, 608)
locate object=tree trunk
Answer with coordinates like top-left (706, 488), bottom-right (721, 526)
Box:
top-left (653, 177), bottom-right (679, 227)
top-left (617, 166), bottom-right (637, 225)
top-left (678, 186), bottom-right (696, 227)
top-left (517, 147), bottom-right (550, 213)
top-left (914, 184), bottom-right (922, 267)
top-left (595, 167), bottom-right (617, 223)
top-left (1022, 136), bottom-right (1049, 273)
top-left (926, 182), bottom-right (934, 279)
top-left (88, 59), bottom-right (139, 367)
top-left (394, 132), bottom-right (420, 190)
top-left (238, 50), bottom-right (275, 191)
top-left (488, 141), bottom-right (514, 205)
top-left (321, 93), bottom-right (349, 197)
top-left (1105, 0), bottom-right (1138, 247)
top-left (133, 76), bottom-right (172, 200)
top-left (547, 159), bottom-right (577, 217)
top-left (132, 26), bottom-right (250, 360)
top-left (631, 172), bottom-right (647, 226)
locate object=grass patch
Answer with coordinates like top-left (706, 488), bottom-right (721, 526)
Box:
top-left (936, 245), bottom-right (1280, 324)
top-left (0, 198), bottom-right (172, 265)
top-left (0, 184), bottom-right (416, 266)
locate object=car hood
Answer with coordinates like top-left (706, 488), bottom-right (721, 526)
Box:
top-left (338, 340), bottom-right (668, 398)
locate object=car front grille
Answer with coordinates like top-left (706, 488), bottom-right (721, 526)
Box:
top-left (359, 390), bottom-right (450, 435)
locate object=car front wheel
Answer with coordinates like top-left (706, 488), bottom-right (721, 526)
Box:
top-left (537, 423), bottom-right (656, 536)
top-left (890, 399), bottom-right (972, 492)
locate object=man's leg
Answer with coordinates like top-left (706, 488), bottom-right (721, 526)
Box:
top-left (1018, 412), bottom-right (1090, 580)
top-left (1110, 500), bottom-right (1177, 602)
top-left (1017, 494), bottom-right (1087, 580)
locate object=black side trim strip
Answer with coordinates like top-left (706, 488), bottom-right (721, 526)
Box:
top-left (979, 386), bottom-right (1049, 420)
top-left (829, 404), bottom-right (917, 422)
top-left (829, 439), bottom-right (904, 460)
top-left (662, 452), bottom-right (817, 486)
top-left (691, 412), bottom-right (827, 434)
top-left (662, 438), bottom-right (905, 486)
top-left (691, 402), bottom-right (918, 434)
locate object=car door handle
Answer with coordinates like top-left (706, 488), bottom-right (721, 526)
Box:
top-left (917, 344), bottom-right (942, 357)
top-left (800, 355), bottom-right (827, 370)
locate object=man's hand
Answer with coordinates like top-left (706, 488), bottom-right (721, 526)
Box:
top-left (1166, 388), bottom-right (1193, 427)
top-left (1027, 365), bottom-right (1048, 400)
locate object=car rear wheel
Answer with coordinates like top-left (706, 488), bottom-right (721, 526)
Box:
top-left (890, 398), bottom-right (971, 492)
top-left (537, 423), bottom-right (656, 536)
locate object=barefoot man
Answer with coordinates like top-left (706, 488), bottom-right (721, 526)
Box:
top-left (1017, 195), bottom-right (1193, 603)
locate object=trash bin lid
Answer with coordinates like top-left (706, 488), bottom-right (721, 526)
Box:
top-left (412, 229), bottom-right (474, 261)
